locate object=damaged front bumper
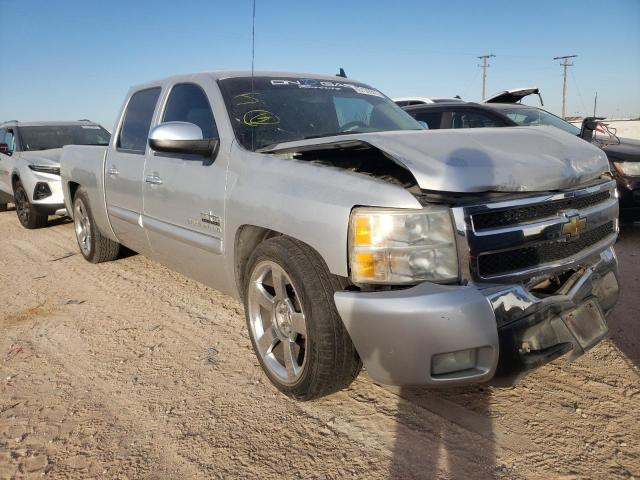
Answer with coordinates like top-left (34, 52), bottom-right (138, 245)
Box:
top-left (334, 247), bottom-right (619, 387)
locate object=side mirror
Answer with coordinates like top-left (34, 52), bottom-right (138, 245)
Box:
top-left (0, 143), bottom-right (9, 154)
top-left (580, 116), bottom-right (605, 142)
top-left (148, 122), bottom-right (218, 156)
top-left (417, 120), bottom-right (429, 130)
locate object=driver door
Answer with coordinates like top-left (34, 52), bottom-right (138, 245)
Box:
top-left (142, 82), bottom-right (228, 291)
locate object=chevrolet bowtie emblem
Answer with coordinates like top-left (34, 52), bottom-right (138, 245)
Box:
top-left (562, 214), bottom-right (587, 237)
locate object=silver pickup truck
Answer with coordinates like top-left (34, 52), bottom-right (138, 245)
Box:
top-left (60, 71), bottom-right (620, 400)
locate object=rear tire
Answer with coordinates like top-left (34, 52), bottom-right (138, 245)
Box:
top-left (243, 236), bottom-right (362, 400)
top-left (14, 180), bottom-right (48, 229)
top-left (73, 187), bottom-right (120, 263)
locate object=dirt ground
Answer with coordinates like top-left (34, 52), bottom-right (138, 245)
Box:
top-left (1, 210), bottom-right (638, 480)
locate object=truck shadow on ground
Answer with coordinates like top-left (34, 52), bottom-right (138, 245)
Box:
top-left (607, 222), bottom-right (640, 367)
top-left (384, 224), bottom-right (640, 479)
top-left (387, 385), bottom-right (499, 479)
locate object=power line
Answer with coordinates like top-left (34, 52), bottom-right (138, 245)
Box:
top-left (553, 54), bottom-right (577, 118)
top-left (477, 54), bottom-right (495, 101)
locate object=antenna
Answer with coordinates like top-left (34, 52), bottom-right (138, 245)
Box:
top-left (250, 0), bottom-right (256, 150)
top-left (251, 0), bottom-right (256, 78)
top-left (553, 54), bottom-right (577, 118)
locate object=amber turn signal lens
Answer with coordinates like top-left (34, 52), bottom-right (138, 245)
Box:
top-left (353, 252), bottom-right (375, 279)
top-left (353, 216), bottom-right (372, 246)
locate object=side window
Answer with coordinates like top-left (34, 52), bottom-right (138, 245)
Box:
top-left (451, 110), bottom-right (501, 129)
top-left (118, 87), bottom-right (161, 153)
top-left (413, 111), bottom-right (443, 130)
top-left (0, 128), bottom-right (15, 152)
top-left (163, 83), bottom-right (217, 139)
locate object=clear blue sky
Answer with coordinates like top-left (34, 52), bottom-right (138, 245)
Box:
top-left (1, 0), bottom-right (638, 129)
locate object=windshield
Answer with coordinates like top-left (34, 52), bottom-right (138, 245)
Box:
top-left (501, 107), bottom-right (580, 136)
top-left (219, 76), bottom-right (422, 150)
top-left (19, 125), bottom-right (111, 151)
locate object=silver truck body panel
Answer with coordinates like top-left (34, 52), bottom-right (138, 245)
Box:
top-left (61, 146), bottom-right (116, 240)
top-left (60, 70), bottom-right (620, 387)
top-left (261, 126), bottom-right (610, 193)
top-left (335, 246), bottom-right (618, 386)
top-left (334, 281), bottom-right (499, 385)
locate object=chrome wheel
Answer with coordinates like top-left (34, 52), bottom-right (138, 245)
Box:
top-left (247, 260), bottom-right (308, 385)
top-left (74, 198), bottom-right (92, 257)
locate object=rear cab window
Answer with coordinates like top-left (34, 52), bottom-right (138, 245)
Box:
top-left (117, 87), bottom-right (162, 153)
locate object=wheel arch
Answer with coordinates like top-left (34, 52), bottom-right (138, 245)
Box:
top-left (234, 225), bottom-right (281, 300)
top-left (233, 225), bottom-right (348, 302)
top-left (11, 172), bottom-right (20, 191)
top-left (68, 181), bottom-right (80, 201)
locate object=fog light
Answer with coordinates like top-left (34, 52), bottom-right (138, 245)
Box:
top-left (431, 349), bottom-right (477, 375)
top-left (34, 182), bottom-right (52, 200)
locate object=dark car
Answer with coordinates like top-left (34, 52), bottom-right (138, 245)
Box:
top-left (400, 89), bottom-right (640, 221)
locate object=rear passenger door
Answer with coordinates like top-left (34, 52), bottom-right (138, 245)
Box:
top-left (105, 87), bottom-right (161, 255)
top-left (142, 82), bottom-right (228, 290)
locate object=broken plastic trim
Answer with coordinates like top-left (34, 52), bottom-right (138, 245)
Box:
top-left (259, 140), bottom-right (419, 190)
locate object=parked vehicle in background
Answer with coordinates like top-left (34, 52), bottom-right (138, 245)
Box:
top-left (0, 120), bottom-right (111, 228)
top-left (393, 96), bottom-right (465, 107)
top-left (61, 71), bottom-right (619, 400)
top-left (399, 89), bottom-right (640, 221)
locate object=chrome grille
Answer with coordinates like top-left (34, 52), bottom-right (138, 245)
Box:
top-left (477, 221), bottom-right (615, 277)
top-left (472, 190), bottom-right (611, 230)
top-left (453, 180), bottom-right (619, 281)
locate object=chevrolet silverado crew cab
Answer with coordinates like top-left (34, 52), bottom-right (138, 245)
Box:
top-left (60, 71), bottom-right (620, 400)
top-left (0, 120), bottom-right (111, 228)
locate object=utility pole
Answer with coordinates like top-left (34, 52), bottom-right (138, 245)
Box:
top-left (553, 54), bottom-right (577, 118)
top-left (477, 54), bottom-right (495, 100)
top-left (593, 91), bottom-right (598, 117)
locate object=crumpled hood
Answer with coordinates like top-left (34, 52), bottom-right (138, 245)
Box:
top-left (19, 148), bottom-right (63, 166)
top-left (264, 127), bottom-right (610, 193)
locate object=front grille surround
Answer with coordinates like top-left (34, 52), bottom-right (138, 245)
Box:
top-left (472, 190), bottom-right (611, 230)
top-left (452, 180), bottom-right (619, 282)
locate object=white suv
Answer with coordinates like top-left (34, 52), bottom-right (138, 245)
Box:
top-left (0, 120), bottom-right (110, 228)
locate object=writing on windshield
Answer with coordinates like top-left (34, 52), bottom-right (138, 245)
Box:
top-left (219, 77), bottom-right (420, 150)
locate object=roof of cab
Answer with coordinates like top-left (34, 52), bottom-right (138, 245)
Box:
top-left (128, 70), bottom-right (369, 92)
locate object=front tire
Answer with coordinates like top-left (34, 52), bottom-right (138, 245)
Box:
top-left (73, 188), bottom-right (120, 263)
top-left (244, 236), bottom-right (361, 400)
top-left (14, 180), bottom-right (48, 229)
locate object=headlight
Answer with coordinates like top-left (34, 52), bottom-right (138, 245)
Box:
top-left (348, 207), bottom-right (459, 284)
top-left (28, 164), bottom-right (60, 175)
top-left (613, 162), bottom-right (640, 177)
